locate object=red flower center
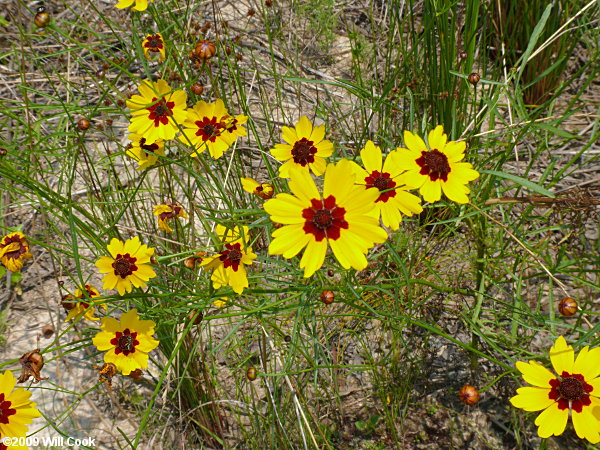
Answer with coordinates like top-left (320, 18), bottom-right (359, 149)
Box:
top-left (111, 328), bottom-right (139, 356)
top-left (112, 253), bottom-right (138, 278)
top-left (291, 137), bottom-right (317, 166)
top-left (549, 371), bottom-right (593, 413)
top-left (195, 117), bottom-right (223, 142)
top-left (147, 97), bottom-right (175, 127)
top-left (302, 195), bottom-right (348, 241)
top-left (416, 149), bottom-right (451, 182)
top-left (219, 243), bottom-right (243, 271)
top-left (0, 393), bottom-right (16, 425)
top-left (145, 34), bottom-right (164, 50)
top-left (139, 137), bottom-right (159, 155)
top-left (365, 171), bottom-right (397, 203)
top-left (0, 235), bottom-right (28, 260)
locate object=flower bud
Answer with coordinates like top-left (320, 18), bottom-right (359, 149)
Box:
top-left (558, 297), bottom-right (578, 317)
top-left (320, 290), bottom-right (335, 305)
top-left (459, 385), bottom-right (480, 405)
top-left (467, 73), bottom-right (480, 85)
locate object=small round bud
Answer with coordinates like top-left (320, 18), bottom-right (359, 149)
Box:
top-left (77, 118), bottom-right (90, 130)
top-left (150, 255), bottom-right (158, 265)
top-left (34, 11), bottom-right (50, 28)
top-left (320, 290), bottom-right (335, 305)
top-left (459, 51), bottom-right (468, 60)
top-left (247, 8), bottom-right (256, 17)
top-left (327, 269), bottom-right (334, 277)
top-left (459, 385), bottom-right (480, 405)
top-left (0, 148), bottom-right (7, 156)
top-left (41, 324), bottom-right (55, 338)
top-left (467, 72), bottom-right (480, 85)
top-left (284, 335), bottom-right (291, 343)
top-left (558, 297), bottom-right (578, 317)
top-left (246, 366), bottom-right (257, 381)
top-left (184, 257), bottom-right (197, 270)
top-left (95, 69), bottom-right (106, 79)
top-left (57, 280), bottom-right (64, 286)
top-left (106, 119), bottom-right (113, 126)
top-left (191, 82), bottom-right (204, 95)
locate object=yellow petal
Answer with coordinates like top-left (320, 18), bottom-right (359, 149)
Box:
top-left (300, 239), bottom-right (327, 278)
top-left (573, 346), bottom-right (600, 381)
top-left (281, 126), bottom-right (298, 145)
top-left (403, 130), bottom-right (427, 153)
top-left (288, 167), bottom-right (320, 202)
top-left (323, 159), bottom-right (355, 204)
top-left (360, 141), bottom-right (383, 173)
top-left (509, 386), bottom-right (554, 412)
top-left (295, 116), bottom-right (313, 138)
top-left (428, 125), bottom-right (447, 151)
top-left (420, 179), bottom-right (442, 203)
top-left (310, 123), bottom-right (325, 143)
top-left (515, 360), bottom-right (556, 388)
top-left (241, 177), bottom-right (260, 193)
top-left (534, 402), bottom-right (568, 438)
top-left (550, 336), bottom-right (574, 376)
top-left (572, 398), bottom-right (600, 443)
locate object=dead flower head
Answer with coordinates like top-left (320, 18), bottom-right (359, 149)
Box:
top-left (18, 349), bottom-right (48, 384)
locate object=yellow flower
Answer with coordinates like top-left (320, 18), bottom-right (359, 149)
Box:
top-left (92, 309), bottom-right (159, 376)
top-left (127, 79), bottom-right (187, 143)
top-left (115, 0), bottom-right (151, 12)
top-left (180, 99), bottom-right (247, 159)
top-left (63, 285), bottom-right (107, 322)
top-left (142, 33), bottom-right (165, 61)
top-left (264, 159), bottom-right (388, 278)
top-left (348, 141), bottom-right (423, 230)
top-left (95, 236), bottom-right (157, 296)
top-left (510, 336), bottom-right (600, 443)
top-left (212, 298), bottom-right (227, 308)
top-left (0, 370), bottom-right (41, 448)
top-left (125, 133), bottom-right (165, 170)
top-left (200, 225), bottom-right (257, 294)
top-left (241, 177), bottom-right (274, 199)
top-left (270, 116), bottom-right (334, 178)
top-left (394, 125), bottom-right (479, 204)
top-left (153, 203), bottom-right (187, 232)
top-left (0, 232), bottom-right (33, 273)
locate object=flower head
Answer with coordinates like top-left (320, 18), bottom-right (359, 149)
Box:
top-left (62, 285), bottom-right (107, 322)
top-left (126, 133), bottom-right (165, 170)
top-left (180, 99), bottom-right (247, 159)
top-left (349, 141), bottom-right (423, 230)
top-left (394, 125), bottom-right (479, 204)
top-left (153, 203), bottom-right (187, 233)
top-left (510, 336), bottom-right (600, 443)
top-left (270, 116), bottom-right (334, 178)
top-left (92, 309), bottom-right (159, 376)
top-left (241, 177), bottom-right (274, 199)
top-left (127, 79), bottom-right (187, 143)
top-left (264, 159), bottom-right (388, 278)
top-left (200, 225), bottom-right (257, 294)
top-left (142, 33), bottom-right (165, 61)
top-left (115, 0), bottom-right (151, 11)
top-left (95, 237), bottom-right (157, 296)
top-left (0, 232), bottom-right (33, 273)
top-left (0, 370), bottom-right (41, 445)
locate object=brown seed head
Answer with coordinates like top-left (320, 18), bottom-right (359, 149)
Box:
top-left (41, 324), bottom-right (55, 338)
top-left (320, 290), bottom-right (335, 305)
top-left (0, 148), bottom-right (7, 156)
top-left (467, 73), bottom-right (480, 85)
top-left (558, 297), bottom-right (578, 317)
top-left (77, 118), bottom-right (90, 130)
top-left (459, 51), bottom-right (468, 60)
top-left (193, 40), bottom-right (216, 60)
top-left (459, 385), bottom-right (480, 405)
top-left (184, 257), bottom-right (197, 270)
top-left (247, 7), bottom-right (256, 16)
top-left (18, 349), bottom-right (48, 383)
top-left (188, 310), bottom-right (203, 325)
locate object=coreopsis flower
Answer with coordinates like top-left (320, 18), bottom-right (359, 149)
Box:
top-left (92, 309), bottom-right (159, 376)
top-left (213, 298), bottom-right (227, 308)
top-left (348, 141), bottom-right (423, 230)
top-left (62, 285), bottom-right (107, 322)
top-left (264, 159), bottom-right (388, 278)
top-left (270, 116), bottom-right (334, 178)
top-left (95, 236), bottom-right (157, 296)
top-left (0, 370), bottom-right (41, 445)
top-left (200, 225), bottom-right (257, 294)
top-left (180, 99), bottom-right (246, 159)
top-left (510, 336), bottom-right (600, 443)
top-left (241, 177), bottom-right (274, 199)
top-left (115, 0), bottom-right (152, 12)
top-left (394, 125), bottom-right (479, 204)
top-left (127, 79), bottom-right (187, 143)
top-left (153, 202), bottom-right (187, 232)
top-left (142, 33), bottom-right (165, 61)
top-left (0, 232), bottom-right (33, 273)
top-left (126, 133), bottom-right (165, 170)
